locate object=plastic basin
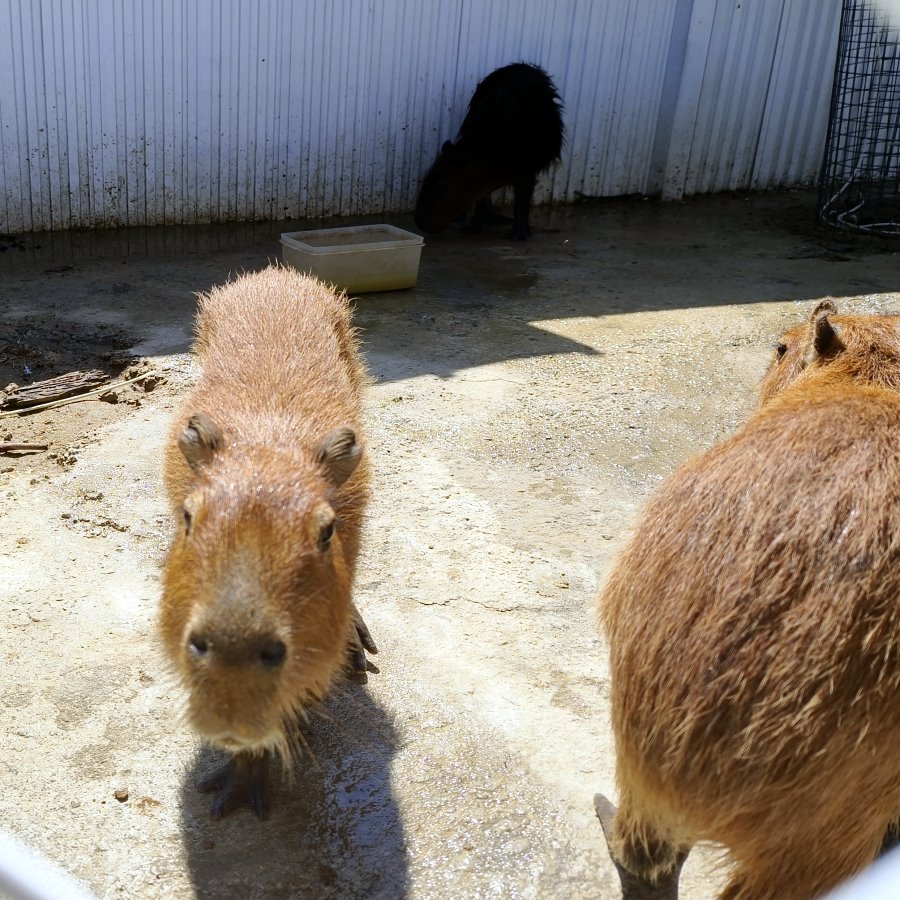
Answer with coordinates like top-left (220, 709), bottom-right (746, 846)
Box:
top-left (280, 224), bottom-right (424, 293)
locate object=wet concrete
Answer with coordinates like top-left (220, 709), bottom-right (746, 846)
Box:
top-left (0, 191), bottom-right (898, 899)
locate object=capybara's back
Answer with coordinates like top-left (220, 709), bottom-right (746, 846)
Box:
top-left (597, 303), bottom-right (900, 899)
top-left (164, 266), bottom-right (366, 505)
top-left (414, 62), bottom-right (564, 240)
top-left (161, 266), bottom-right (373, 819)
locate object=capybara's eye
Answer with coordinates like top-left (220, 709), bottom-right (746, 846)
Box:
top-left (182, 506), bottom-right (193, 535)
top-left (775, 343), bottom-right (788, 359)
top-left (188, 633), bottom-right (208, 657)
top-left (318, 519), bottom-right (336, 552)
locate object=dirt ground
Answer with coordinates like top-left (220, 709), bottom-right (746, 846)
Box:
top-left (0, 191), bottom-right (898, 899)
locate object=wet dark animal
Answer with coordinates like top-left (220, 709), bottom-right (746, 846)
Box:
top-left (414, 62), bottom-right (564, 241)
top-left (595, 302), bottom-right (900, 899)
top-left (161, 266), bottom-right (377, 820)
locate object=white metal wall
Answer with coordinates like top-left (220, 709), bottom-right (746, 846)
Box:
top-left (660, 0), bottom-right (842, 198)
top-left (0, 0), bottom-right (841, 233)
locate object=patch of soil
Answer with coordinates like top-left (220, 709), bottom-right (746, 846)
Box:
top-left (0, 317), bottom-right (172, 478)
top-left (0, 318), bottom-right (134, 388)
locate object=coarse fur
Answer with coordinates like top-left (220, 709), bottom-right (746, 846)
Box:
top-left (599, 301), bottom-right (900, 899)
top-left (160, 266), bottom-right (370, 814)
top-left (414, 62), bottom-right (564, 240)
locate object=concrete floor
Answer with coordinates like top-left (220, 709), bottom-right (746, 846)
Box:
top-left (0, 191), bottom-right (898, 899)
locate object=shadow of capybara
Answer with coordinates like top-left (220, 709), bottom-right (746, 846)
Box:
top-left (160, 266), bottom-right (377, 819)
top-left (595, 301), bottom-right (900, 899)
top-left (414, 62), bottom-right (564, 241)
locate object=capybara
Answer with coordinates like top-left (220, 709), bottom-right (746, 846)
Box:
top-left (161, 266), bottom-right (376, 819)
top-left (414, 62), bottom-right (564, 241)
top-left (595, 301), bottom-right (900, 899)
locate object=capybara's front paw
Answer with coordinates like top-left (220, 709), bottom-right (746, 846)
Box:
top-left (506, 220), bottom-right (532, 241)
top-left (198, 752), bottom-right (270, 820)
top-left (345, 601), bottom-right (378, 683)
top-left (594, 793), bottom-right (687, 900)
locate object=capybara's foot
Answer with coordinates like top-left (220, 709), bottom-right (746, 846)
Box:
top-left (506, 219), bottom-right (532, 241)
top-left (880, 819), bottom-right (900, 856)
top-left (345, 601), bottom-right (378, 684)
top-left (594, 793), bottom-right (687, 900)
top-left (198, 752), bottom-right (270, 820)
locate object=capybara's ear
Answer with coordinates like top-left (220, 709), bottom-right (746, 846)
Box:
top-left (178, 412), bottom-right (223, 472)
top-left (807, 301), bottom-right (843, 363)
top-left (811, 299), bottom-right (838, 319)
top-left (316, 426), bottom-right (362, 486)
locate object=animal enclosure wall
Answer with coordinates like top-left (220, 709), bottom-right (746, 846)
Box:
top-left (0, 0), bottom-right (841, 233)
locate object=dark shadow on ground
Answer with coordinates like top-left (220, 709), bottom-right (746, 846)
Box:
top-left (1, 191), bottom-right (897, 383)
top-left (0, 316), bottom-right (136, 389)
top-left (179, 684), bottom-right (407, 899)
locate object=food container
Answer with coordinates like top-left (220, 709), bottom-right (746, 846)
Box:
top-left (280, 224), bottom-right (424, 293)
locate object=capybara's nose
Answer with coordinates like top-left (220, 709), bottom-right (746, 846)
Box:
top-left (187, 630), bottom-right (286, 669)
top-left (258, 639), bottom-right (286, 669)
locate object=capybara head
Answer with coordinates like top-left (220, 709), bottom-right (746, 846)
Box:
top-left (161, 412), bottom-right (363, 760)
top-left (759, 300), bottom-right (900, 405)
top-left (414, 141), bottom-right (498, 233)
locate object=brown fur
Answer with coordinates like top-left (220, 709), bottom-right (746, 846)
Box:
top-left (161, 266), bottom-right (369, 765)
top-left (600, 301), bottom-right (900, 899)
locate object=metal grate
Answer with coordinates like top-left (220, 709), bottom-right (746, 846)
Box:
top-left (818, 0), bottom-right (900, 235)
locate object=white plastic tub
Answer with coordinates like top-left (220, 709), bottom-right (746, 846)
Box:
top-left (280, 224), bottom-right (424, 293)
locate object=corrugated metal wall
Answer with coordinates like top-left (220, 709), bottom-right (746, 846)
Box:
top-left (0, 0), bottom-right (840, 233)
top-left (659, 0), bottom-right (842, 198)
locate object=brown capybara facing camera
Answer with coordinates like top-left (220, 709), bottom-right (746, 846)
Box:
top-left (595, 302), bottom-right (900, 899)
top-left (161, 266), bottom-right (377, 820)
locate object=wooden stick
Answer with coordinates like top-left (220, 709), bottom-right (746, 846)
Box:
top-left (2, 370), bottom-right (109, 410)
top-left (0, 371), bottom-right (158, 419)
top-left (0, 442), bottom-right (48, 453)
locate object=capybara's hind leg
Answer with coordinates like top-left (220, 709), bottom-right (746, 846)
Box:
top-left (594, 793), bottom-right (688, 900)
top-left (720, 823), bottom-right (889, 900)
top-left (880, 817), bottom-right (900, 856)
top-left (462, 196), bottom-right (495, 233)
top-left (719, 865), bottom-right (807, 900)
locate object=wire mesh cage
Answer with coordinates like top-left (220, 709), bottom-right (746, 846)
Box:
top-left (818, 1), bottom-right (900, 235)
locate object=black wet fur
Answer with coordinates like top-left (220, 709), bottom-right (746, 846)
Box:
top-left (415, 62), bottom-right (564, 240)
